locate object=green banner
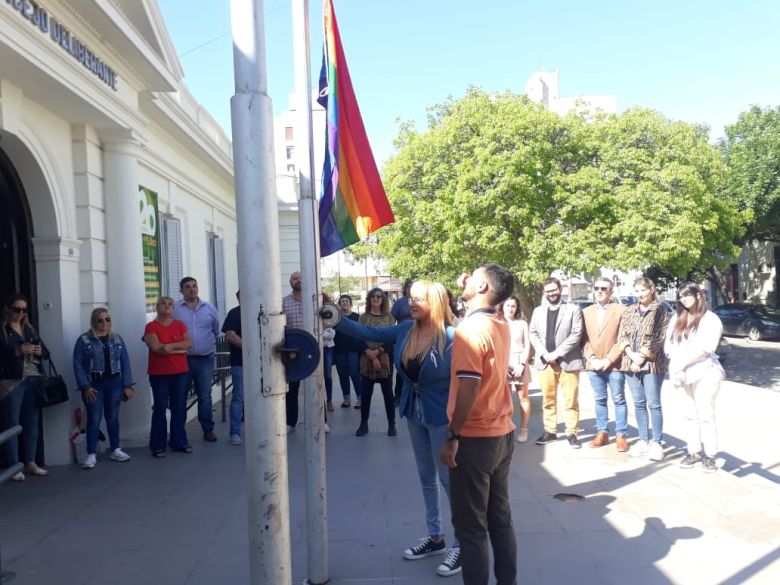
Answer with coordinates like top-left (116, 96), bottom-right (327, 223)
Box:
top-left (139, 186), bottom-right (161, 312)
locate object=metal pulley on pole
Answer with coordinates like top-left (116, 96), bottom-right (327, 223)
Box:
top-left (229, 1), bottom-right (291, 583)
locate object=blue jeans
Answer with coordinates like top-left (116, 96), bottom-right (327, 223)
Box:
top-left (626, 372), bottom-right (664, 442)
top-left (149, 373), bottom-right (189, 453)
top-left (587, 370), bottom-right (627, 435)
top-left (323, 347), bottom-right (334, 403)
top-left (187, 355), bottom-right (215, 432)
top-left (1, 377), bottom-right (40, 465)
top-left (406, 416), bottom-right (459, 547)
top-left (334, 351), bottom-right (361, 399)
top-left (83, 376), bottom-right (123, 454)
top-left (229, 366), bottom-right (244, 437)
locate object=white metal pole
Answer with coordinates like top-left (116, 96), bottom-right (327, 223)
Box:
top-left (292, 1), bottom-right (329, 583)
top-left (229, 2), bottom-right (291, 584)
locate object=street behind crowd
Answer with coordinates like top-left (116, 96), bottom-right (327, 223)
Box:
top-left (1, 371), bottom-right (779, 585)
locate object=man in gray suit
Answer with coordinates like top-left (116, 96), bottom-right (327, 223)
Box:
top-left (529, 277), bottom-right (584, 448)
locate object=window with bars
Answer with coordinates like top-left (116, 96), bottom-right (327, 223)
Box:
top-left (208, 233), bottom-right (226, 322)
top-left (162, 217), bottom-right (183, 299)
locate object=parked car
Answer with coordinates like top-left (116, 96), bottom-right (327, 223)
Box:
top-left (620, 295), bottom-right (638, 306)
top-left (572, 299), bottom-right (593, 311)
top-left (659, 300), bottom-right (676, 315)
top-left (717, 336), bottom-right (730, 367)
top-left (712, 303), bottom-right (780, 341)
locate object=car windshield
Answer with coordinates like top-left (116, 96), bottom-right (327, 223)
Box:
top-left (752, 305), bottom-right (780, 319)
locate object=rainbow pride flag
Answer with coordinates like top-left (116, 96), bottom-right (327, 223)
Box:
top-left (317, 0), bottom-right (394, 257)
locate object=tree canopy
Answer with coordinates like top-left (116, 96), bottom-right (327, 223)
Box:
top-left (373, 89), bottom-right (746, 307)
top-left (720, 105), bottom-right (780, 241)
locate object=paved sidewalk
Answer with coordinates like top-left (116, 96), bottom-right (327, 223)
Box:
top-left (1, 375), bottom-right (779, 585)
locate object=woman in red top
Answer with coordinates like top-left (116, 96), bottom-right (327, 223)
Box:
top-left (143, 297), bottom-right (193, 458)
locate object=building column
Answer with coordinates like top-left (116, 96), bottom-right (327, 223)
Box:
top-left (101, 130), bottom-right (151, 445)
top-left (31, 236), bottom-right (82, 465)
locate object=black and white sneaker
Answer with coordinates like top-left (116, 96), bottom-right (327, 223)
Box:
top-left (567, 434), bottom-right (581, 449)
top-left (436, 547), bottom-right (462, 577)
top-left (402, 536), bottom-right (447, 560)
top-left (702, 456), bottom-right (717, 473)
top-left (679, 452), bottom-right (701, 469)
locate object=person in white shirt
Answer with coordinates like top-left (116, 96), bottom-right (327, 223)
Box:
top-left (664, 283), bottom-right (725, 473)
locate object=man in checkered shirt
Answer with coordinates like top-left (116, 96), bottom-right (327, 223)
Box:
top-left (282, 271), bottom-right (304, 432)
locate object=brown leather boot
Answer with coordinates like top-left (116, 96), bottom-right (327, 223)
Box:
top-left (590, 431), bottom-right (609, 448)
top-left (615, 435), bottom-right (629, 452)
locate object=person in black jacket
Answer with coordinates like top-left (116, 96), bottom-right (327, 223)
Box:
top-left (0, 294), bottom-right (50, 481)
top-left (333, 295), bottom-right (364, 409)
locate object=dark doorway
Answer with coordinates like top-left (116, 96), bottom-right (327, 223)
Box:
top-left (0, 143), bottom-right (41, 468)
top-left (0, 145), bottom-right (35, 311)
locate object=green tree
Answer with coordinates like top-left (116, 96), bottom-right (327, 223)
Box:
top-left (374, 89), bottom-right (745, 313)
top-left (720, 105), bottom-right (780, 241)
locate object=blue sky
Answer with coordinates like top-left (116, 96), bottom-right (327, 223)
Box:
top-left (157, 0), bottom-right (780, 164)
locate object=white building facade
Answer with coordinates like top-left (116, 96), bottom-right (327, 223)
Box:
top-left (0, 0), bottom-right (252, 464)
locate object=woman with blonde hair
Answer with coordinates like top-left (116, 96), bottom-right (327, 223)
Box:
top-left (664, 283), bottom-right (725, 473)
top-left (73, 307), bottom-right (135, 469)
top-left (498, 295), bottom-right (531, 443)
top-left (335, 280), bottom-right (462, 577)
top-left (143, 296), bottom-right (193, 458)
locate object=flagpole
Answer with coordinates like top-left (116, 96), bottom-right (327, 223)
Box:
top-left (292, 1), bottom-right (329, 584)
top-left (229, 1), bottom-right (291, 584)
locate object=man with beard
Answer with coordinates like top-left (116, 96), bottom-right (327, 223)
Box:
top-left (440, 263), bottom-right (517, 585)
top-left (282, 271), bottom-right (304, 432)
top-left (529, 277), bottom-right (584, 448)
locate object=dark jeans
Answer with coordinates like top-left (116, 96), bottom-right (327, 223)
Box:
top-left (286, 380), bottom-right (300, 427)
top-left (334, 351), bottom-right (361, 400)
top-left (83, 376), bottom-right (123, 453)
top-left (1, 377), bottom-right (40, 466)
top-left (149, 373), bottom-right (189, 453)
top-left (450, 432), bottom-right (517, 585)
top-left (360, 376), bottom-right (394, 424)
top-left (323, 346), bottom-right (334, 403)
top-left (186, 354), bottom-right (215, 433)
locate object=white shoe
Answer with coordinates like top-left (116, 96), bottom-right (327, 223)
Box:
top-left (629, 440), bottom-right (649, 458)
top-left (82, 453), bottom-right (97, 469)
top-left (25, 462), bottom-right (49, 476)
top-left (287, 425), bottom-right (296, 434)
top-left (230, 434), bottom-right (243, 446)
top-left (648, 441), bottom-right (665, 461)
top-left (11, 471), bottom-right (25, 482)
top-left (324, 423), bottom-right (331, 434)
top-left (110, 448), bottom-right (131, 462)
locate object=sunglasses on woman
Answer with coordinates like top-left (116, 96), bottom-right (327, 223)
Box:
top-left (96, 317), bottom-right (112, 324)
top-left (11, 307), bottom-right (27, 314)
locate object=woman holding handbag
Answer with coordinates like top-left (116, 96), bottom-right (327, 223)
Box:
top-left (0, 294), bottom-right (49, 481)
top-left (73, 307), bottom-right (135, 470)
top-left (355, 288), bottom-right (396, 437)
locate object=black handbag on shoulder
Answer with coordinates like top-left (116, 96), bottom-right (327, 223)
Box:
top-left (36, 357), bottom-right (69, 408)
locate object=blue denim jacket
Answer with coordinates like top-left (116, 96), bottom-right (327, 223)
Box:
top-left (72, 331), bottom-right (134, 392)
top-left (335, 318), bottom-right (455, 426)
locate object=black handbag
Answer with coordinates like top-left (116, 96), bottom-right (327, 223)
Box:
top-left (35, 357), bottom-right (69, 408)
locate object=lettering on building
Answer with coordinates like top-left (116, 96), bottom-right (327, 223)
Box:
top-left (5, 0), bottom-right (119, 91)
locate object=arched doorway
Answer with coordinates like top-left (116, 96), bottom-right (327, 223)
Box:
top-left (0, 145), bottom-right (36, 310)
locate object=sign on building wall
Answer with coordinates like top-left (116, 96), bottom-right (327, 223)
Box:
top-left (140, 186), bottom-right (161, 312)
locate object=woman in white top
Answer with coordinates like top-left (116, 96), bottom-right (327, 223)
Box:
top-left (664, 283), bottom-right (725, 473)
top-left (499, 295), bottom-right (531, 443)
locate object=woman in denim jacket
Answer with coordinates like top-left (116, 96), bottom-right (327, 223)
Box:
top-left (335, 281), bottom-right (462, 578)
top-left (73, 307), bottom-right (135, 469)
